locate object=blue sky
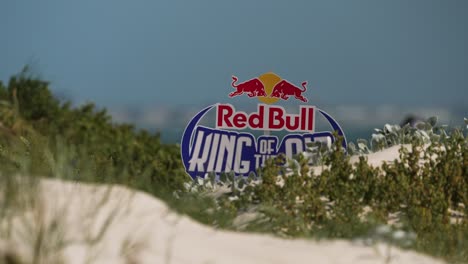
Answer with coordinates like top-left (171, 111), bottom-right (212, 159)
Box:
top-left (1, 0), bottom-right (467, 136)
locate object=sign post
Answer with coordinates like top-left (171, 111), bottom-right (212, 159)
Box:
top-left (181, 72), bottom-right (346, 180)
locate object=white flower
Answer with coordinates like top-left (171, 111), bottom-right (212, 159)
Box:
top-left (197, 177), bottom-right (204, 185)
top-left (392, 230), bottom-right (406, 240)
top-left (375, 225), bottom-right (391, 235)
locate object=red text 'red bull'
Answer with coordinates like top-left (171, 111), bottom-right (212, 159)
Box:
top-left (216, 104), bottom-right (314, 132)
top-left (181, 72), bottom-right (346, 179)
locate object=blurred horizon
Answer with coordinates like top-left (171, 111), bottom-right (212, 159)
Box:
top-left (106, 101), bottom-right (466, 144)
top-left (0, 67), bottom-right (466, 144)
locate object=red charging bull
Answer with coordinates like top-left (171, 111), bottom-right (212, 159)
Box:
top-left (229, 76), bottom-right (267, 98)
top-left (271, 80), bottom-right (308, 102)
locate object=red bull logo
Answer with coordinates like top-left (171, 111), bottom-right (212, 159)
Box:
top-left (180, 72), bottom-right (346, 180)
top-left (229, 72), bottom-right (308, 103)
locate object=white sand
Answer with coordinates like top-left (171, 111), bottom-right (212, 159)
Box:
top-left (1, 146), bottom-right (446, 264)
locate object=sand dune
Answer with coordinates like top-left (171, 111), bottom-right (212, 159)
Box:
top-left (1, 146), bottom-right (446, 264)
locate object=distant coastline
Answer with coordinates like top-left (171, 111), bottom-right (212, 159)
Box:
top-left (157, 127), bottom-right (376, 145)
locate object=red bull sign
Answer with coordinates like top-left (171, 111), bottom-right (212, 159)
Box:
top-left (181, 72), bottom-right (346, 179)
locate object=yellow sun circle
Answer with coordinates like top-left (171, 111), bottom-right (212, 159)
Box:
top-left (258, 72), bottom-right (281, 104)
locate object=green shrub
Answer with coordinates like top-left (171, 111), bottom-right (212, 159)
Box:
top-left (0, 69), bottom-right (190, 194)
top-left (192, 126), bottom-right (467, 262)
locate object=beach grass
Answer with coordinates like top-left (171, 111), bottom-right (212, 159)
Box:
top-left (0, 70), bottom-right (467, 263)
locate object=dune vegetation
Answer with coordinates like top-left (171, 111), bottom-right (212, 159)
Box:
top-left (0, 69), bottom-right (467, 263)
